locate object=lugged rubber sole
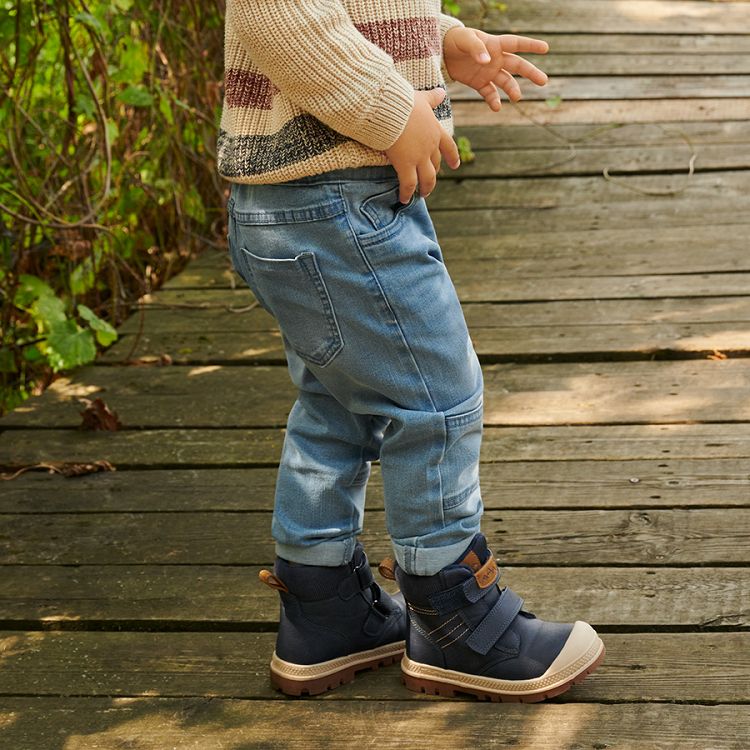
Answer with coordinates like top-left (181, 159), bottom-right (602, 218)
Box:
top-left (270, 640), bottom-right (406, 696)
top-left (401, 621), bottom-right (606, 703)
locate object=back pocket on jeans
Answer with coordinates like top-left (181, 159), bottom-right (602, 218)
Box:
top-left (235, 246), bottom-right (344, 367)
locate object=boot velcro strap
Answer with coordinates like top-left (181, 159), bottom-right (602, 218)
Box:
top-left (337, 560), bottom-right (375, 600)
top-left (465, 587), bottom-right (524, 656)
top-left (427, 559), bottom-right (501, 614)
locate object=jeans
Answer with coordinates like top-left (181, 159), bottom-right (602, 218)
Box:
top-left (227, 164), bottom-right (484, 576)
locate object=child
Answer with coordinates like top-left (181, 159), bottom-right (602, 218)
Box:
top-left (219, 0), bottom-right (605, 701)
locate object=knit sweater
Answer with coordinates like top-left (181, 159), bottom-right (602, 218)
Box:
top-left (218, 0), bottom-right (466, 184)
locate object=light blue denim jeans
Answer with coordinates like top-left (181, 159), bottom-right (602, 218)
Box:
top-left (227, 164), bottom-right (483, 576)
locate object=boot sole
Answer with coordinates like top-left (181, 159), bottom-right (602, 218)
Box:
top-left (401, 620), bottom-right (605, 703)
top-left (270, 640), bottom-right (406, 696)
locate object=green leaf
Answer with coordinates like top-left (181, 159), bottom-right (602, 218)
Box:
top-left (118, 85), bottom-right (154, 107)
top-left (15, 274), bottom-right (55, 307)
top-left (46, 321), bottom-right (97, 371)
top-left (22, 346), bottom-right (44, 363)
top-left (78, 304), bottom-right (118, 346)
top-left (32, 294), bottom-right (68, 329)
top-left (74, 11), bottom-right (105, 36)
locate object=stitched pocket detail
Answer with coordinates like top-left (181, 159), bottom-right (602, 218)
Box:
top-left (440, 400), bottom-right (484, 511)
top-left (235, 247), bottom-right (344, 367)
top-left (355, 183), bottom-right (421, 246)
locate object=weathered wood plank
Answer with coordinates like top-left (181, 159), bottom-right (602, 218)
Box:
top-left (3, 423), bottom-right (750, 466)
top-left (452, 272), bottom-right (750, 303)
top-left (530, 54), bottom-right (750, 76)
top-left (453, 119), bottom-right (750, 151)
top-left (2, 360), bottom-right (748, 429)
top-left (101, 322), bottom-right (750, 365)
top-left (1, 509), bottom-right (748, 565)
top-left (0, 631), bottom-right (746, 703)
top-left (0, 698), bottom-right (746, 750)
top-left (128, 268), bottom-right (750, 303)
top-left (0, 566), bottom-right (746, 627)
top-left (529, 33), bottom-right (750, 56)
top-left (2, 459), bottom-right (749, 512)
top-left (449, 75), bottom-right (750, 102)
top-left (450, 142), bottom-right (750, 177)
top-left (451, 98), bottom-right (750, 126)
top-left (428, 169), bottom-right (749, 211)
top-left (112, 293), bottom-right (750, 341)
top-left (459, 0), bottom-right (750, 34)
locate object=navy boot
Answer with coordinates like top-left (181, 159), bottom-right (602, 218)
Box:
top-left (259, 541), bottom-right (406, 696)
top-left (380, 532), bottom-right (605, 702)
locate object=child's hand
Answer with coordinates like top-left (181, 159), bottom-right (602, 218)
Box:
top-left (384, 88), bottom-right (461, 204)
top-left (443, 27), bottom-right (550, 111)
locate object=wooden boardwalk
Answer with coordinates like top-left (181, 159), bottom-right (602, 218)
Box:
top-left (2, 2), bottom-right (750, 747)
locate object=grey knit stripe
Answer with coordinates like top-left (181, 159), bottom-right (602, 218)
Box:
top-left (217, 88), bottom-right (453, 179)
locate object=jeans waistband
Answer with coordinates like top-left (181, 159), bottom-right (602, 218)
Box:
top-left (284, 165), bottom-right (399, 185)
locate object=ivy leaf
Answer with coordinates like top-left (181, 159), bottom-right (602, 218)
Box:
top-left (32, 294), bottom-right (68, 329)
top-left (46, 321), bottom-right (97, 371)
top-left (78, 304), bottom-right (118, 346)
top-left (118, 85), bottom-right (154, 108)
top-left (15, 274), bottom-right (56, 307)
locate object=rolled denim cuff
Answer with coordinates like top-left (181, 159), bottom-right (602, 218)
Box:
top-left (275, 537), bottom-right (357, 567)
top-left (391, 534), bottom-right (479, 577)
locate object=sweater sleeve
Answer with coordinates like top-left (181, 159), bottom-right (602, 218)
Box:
top-left (227, 0), bottom-right (416, 152)
top-left (439, 12), bottom-right (466, 85)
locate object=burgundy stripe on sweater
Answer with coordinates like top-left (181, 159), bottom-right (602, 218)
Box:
top-left (224, 16), bottom-right (440, 111)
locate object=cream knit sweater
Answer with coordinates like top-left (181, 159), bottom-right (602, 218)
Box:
top-left (218, 0), bottom-right (465, 184)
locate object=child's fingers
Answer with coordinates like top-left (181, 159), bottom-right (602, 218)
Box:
top-left (500, 52), bottom-right (549, 86)
top-left (477, 81), bottom-right (504, 111)
top-left (496, 34), bottom-right (549, 55)
top-left (396, 167), bottom-right (419, 204)
top-left (439, 129), bottom-right (461, 170)
top-left (493, 72), bottom-right (522, 103)
top-left (417, 159), bottom-right (438, 198)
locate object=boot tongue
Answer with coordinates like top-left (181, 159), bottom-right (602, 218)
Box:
top-left (455, 532), bottom-right (490, 572)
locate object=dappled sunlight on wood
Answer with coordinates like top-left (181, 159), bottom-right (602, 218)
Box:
top-left (614, 0), bottom-right (716, 23)
top-left (515, 703), bottom-right (597, 750)
top-left (186, 365), bottom-right (222, 377)
top-left (239, 346), bottom-right (277, 357)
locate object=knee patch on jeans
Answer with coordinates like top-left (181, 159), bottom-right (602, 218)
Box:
top-left (439, 399), bottom-right (483, 511)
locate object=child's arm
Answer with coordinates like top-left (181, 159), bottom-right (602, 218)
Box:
top-left (227, 0), bottom-right (415, 152)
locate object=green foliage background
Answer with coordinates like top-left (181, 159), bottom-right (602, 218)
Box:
top-left (0, 0), bottom-right (226, 413)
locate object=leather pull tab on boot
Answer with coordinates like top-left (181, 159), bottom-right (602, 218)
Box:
top-left (378, 558), bottom-right (397, 580)
top-left (259, 569), bottom-right (289, 592)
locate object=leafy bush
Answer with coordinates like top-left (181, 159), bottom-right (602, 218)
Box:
top-left (0, 0), bottom-right (226, 413)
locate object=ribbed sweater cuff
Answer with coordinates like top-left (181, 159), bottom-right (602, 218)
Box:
top-left (357, 66), bottom-right (415, 152)
top-left (439, 12), bottom-right (466, 85)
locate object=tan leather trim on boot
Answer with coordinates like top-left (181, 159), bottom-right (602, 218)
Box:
top-left (461, 550), bottom-right (482, 572)
top-left (259, 569), bottom-right (289, 592)
top-left (378, 558), bottom-right (397, 580)
top-left (474, 555), bottom-right (499, 589)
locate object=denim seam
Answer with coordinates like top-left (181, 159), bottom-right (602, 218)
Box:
top-left (230, 198), bottom-right (346, 224)
top-left (357, 192), bottom-right (420, 248)
top-left (443, 478), bottom-right (481, 512)
top-left (337, 182), bottom-right (437, 414)
top-left (239, 246), bottom-right (343, 367)
top-left (438, 400), bottom-right (483, 513)
top-left (297, 252), bottom-right (345, 367)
